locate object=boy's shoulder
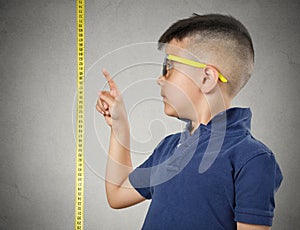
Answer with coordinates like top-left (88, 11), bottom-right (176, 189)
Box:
top-left (226, 132), bottom-right (276, 173)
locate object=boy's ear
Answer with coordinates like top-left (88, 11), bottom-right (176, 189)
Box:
top-left (200, 66), bottom-right (219, 94)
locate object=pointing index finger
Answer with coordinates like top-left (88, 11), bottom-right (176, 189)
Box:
top-left (102, 68), bottom-right (117, 91)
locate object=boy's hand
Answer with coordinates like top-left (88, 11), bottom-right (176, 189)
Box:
top-left (96, 69), bottom-right (128, 128)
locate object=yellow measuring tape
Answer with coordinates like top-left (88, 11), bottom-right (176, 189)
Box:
top-left (75, 0), bottom-right (85, 229)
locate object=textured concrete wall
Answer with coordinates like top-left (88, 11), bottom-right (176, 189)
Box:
top-left (0, 0), bottom-right (299, 229)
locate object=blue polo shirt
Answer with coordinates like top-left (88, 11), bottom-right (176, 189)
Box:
top-left (129, 107), bottom-right (283, 230)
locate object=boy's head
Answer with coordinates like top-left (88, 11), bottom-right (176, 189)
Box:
top-left (158, 13), bottom-right (254, 98)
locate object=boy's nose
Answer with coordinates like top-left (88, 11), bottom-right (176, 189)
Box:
top-left (157, 75), bottom-right (164, 86)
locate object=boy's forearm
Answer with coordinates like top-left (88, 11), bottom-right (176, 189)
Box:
top-left (105, 122), bottom-right (132, 192)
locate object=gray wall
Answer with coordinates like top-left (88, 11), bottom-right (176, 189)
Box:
top-left (1, 0), bottom-right (299, 229)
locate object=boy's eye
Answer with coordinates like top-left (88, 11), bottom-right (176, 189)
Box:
top-left (166, 60), bottom-right (173, 70)
top-left (166, 62), bottom-right (172, 70)
top-left (162, 58), bottom-right (174, 76)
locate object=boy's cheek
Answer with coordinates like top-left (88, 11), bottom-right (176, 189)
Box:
top-left (164, 90), bottom-right (195, 116)
top-left (165, 83), bottom-right (192, 104)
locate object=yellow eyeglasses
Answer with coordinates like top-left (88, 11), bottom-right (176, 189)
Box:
top-left (162, 54), bottom-right (228, 83)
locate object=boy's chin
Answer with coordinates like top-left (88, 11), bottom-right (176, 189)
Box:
top-left (163, 104), bottom-right (179, 118)
top-left (163, 103), bottom-right (193, 121)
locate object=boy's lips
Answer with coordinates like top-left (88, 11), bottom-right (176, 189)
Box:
top-left (161, 93), bottom-right (167, 102)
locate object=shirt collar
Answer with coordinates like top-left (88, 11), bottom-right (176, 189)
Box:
top-left (178, 107), bottom-right (252, 143)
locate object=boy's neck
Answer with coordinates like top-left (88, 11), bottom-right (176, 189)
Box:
top-left (189, 95), bottom-right (231, 135)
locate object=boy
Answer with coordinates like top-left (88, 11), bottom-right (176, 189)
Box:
top-left (96, 14), bottom-right (283, 230)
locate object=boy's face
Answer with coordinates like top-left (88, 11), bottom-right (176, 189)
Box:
top-left (157, 38), bottom-right (204, 120)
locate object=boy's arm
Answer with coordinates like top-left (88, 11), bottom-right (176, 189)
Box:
top-left (237, 222), bottom-right (270, 230)
top-left (96, 69), bottom-right (146, 209)
top-left (105, 126), bottom-right (145, 209)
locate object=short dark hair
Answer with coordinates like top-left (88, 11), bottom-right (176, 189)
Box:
top-left (158, 14), bottom-right (255, 96)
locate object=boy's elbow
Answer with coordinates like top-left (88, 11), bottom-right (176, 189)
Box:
top-left (106, 195), bottom-right (125, 209)
top-left (105, 184), bottom-right (123, 209)
top-left (108, 203), bottom-right (118, 209)
top-left (107, 199), bottom-right (122, 209)
top-left (106, 196), bottom-right (118, 209)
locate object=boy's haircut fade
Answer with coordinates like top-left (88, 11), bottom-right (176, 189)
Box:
top-left (158, 13), bottom-right (255, 97)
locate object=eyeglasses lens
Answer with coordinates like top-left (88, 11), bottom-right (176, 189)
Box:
top-left (162, 56), bottom-right (167, 76)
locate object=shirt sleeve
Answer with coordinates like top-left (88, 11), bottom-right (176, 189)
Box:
top-left (129, 134), bottom-right (180, 199)
top-left (234, 152), bottom-right (283, 226)
top-left (128, 153), bottom-right (155, 199)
